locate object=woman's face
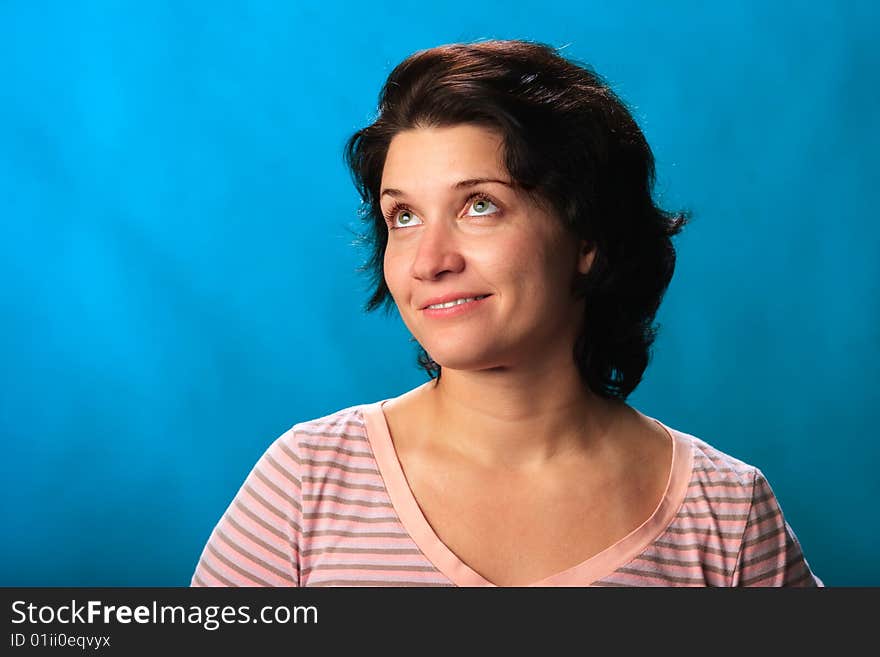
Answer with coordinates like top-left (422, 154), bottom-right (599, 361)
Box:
top-left (380, 124), bottom-right (593, 374)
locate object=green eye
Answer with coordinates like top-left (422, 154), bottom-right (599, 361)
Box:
top-left (469, 197), bottom-right (497, 215)
top-left (399, 212), bottom-right (412, 224)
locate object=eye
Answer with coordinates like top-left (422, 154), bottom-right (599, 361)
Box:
top-left (384, 203), bottom-right (423, 229)
top-left (396, 209), bottom-right (419, 226)
top-left (383, 193), bottom-right (500, 230)
top-left (466, 195), bottom-right (499, 217)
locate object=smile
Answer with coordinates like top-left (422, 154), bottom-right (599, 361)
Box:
top-left (425, 295), bottom-right (489, 309)
top-left (421, 294), bottom-right (492, 318)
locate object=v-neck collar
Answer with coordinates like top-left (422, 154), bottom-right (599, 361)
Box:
top-left (360, 396), bottom-right (694, 587)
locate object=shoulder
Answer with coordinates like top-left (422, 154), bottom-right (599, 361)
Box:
top-left (602, 421), bottom-right (822, 586)
top-left (668, 424), bottom-right (762, 495)
top-left (665, 425), bottom-right (786, 544)
top-left (289, 403), bottom-right (370, 445)
top-left (664, 427), bottom-right (824, 586)
top-left (658, 423), bottom-right (762, 548)
top-left (246, 403), bottom-right (375, 482)
top-left (281, 403), bottom-right (381, 476)
top-left (606, 421), bottom-right (770, 585)
top-left (269, 403), bottom-right (371, 453)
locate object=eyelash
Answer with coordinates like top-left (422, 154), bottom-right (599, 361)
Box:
top-left (382, 192), bottom-right (501, 229)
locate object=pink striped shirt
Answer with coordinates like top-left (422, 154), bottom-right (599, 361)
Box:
top-left (191, 396), bottom-right (823, 587)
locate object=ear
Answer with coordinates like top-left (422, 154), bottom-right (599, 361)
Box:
top-left (577, 240), bottom-right (596, 275)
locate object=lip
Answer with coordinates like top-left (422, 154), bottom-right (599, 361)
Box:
top-left (419, 292), bottom-right (492, 310)
top-left (421, 294), bottom-right (492, 318)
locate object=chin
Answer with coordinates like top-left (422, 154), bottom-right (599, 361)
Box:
top-left (420, 342), bottom-right (507, 372)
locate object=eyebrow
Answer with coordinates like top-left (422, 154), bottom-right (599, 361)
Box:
top-left (379, 178), bottom-right (513, 200)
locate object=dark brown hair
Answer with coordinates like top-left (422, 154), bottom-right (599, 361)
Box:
top-left (343, 39), bottom-right (688, 400)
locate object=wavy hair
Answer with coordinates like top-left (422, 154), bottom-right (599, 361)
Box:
top-left (343, 39), bottom-right (688, 401)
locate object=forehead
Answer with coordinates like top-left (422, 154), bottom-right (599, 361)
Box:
top-left (380, 124), bottom-right (507, 191)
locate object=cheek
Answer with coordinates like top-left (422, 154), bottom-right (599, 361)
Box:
top-left (383, 248), bottom-right (407, 299)
top-left (503, 238), bottom-right (575, 300)
top-left (489, 238), bottom-right (553, 289)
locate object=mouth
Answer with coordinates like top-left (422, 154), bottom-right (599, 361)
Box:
top-left (421, 294), bottom-right (492, 318)
top-left (422, 294), bottom-right (491, 310)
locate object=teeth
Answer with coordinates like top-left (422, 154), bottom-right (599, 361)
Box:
top-left (427, 295), bottom-right (487, 310)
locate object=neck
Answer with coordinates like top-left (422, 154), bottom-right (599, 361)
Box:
top-left (421, 361), bottom-right (621, 470)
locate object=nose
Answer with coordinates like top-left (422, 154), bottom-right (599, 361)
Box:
top-left (411, 219), bottom-right (466, 281)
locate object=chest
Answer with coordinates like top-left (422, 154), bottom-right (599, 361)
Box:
top-left (400, 450), bottom-right (663, 586)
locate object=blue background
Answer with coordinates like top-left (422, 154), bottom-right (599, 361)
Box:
top-left (2, 1), bottom-right (877, 586)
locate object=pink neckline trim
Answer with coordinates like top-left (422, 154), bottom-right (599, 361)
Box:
top-left (361, 398), bottom-right (694, 587)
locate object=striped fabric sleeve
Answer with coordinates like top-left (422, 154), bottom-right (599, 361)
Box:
top-left (190, 429), bottom-right (303, 587)
top-left (730, 469), bottom-right (822, 587)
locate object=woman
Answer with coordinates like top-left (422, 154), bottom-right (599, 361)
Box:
top-left (191, 39), bottom-right (822, 587)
